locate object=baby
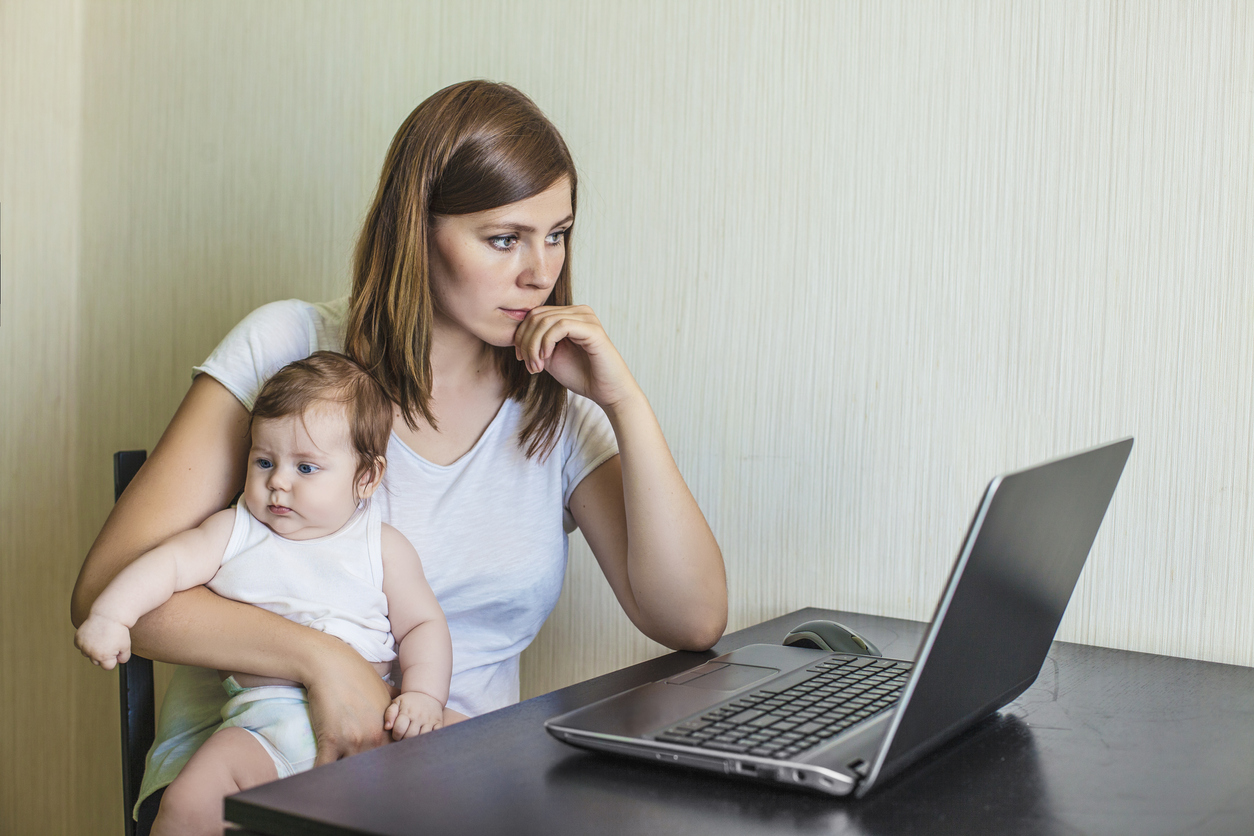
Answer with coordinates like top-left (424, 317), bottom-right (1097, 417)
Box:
top-left (75, 351), bottom-right (451, 836)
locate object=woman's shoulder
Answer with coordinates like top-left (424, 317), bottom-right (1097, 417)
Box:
top-left (556, 393), bottom-right (618, 487)
top-left (229, 297), bottom-right (347, 346)
top-left (195, 296), bottom-right (349, 410)
top-left (495, 393), bottom-right (611, 454)
top-left (559, 393), bottom-right (614, 444)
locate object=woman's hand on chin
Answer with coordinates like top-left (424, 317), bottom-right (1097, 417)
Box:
top-left (305, 643), bottom-right (395, 765)
top-left (513, 305), bottom-right (643, 412)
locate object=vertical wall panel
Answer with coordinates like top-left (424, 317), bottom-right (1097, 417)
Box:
top-left (0, 2), bottom-right (108, 834)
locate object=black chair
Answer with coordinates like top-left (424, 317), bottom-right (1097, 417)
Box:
top-left (113, 450), bottom-right (161, 836)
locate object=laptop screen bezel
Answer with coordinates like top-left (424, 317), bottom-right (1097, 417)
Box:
top-left (859, 437), bottom-right (1132, 795)
top-left (858, 476), bottom-right (1000, 793)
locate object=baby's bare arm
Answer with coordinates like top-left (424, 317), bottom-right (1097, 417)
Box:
top-left (380, 524), bottom-right (452, 737)
top-left (75, 509), bottom-right (234, 668)
top-left (90, 508), bottom-right (234, 625)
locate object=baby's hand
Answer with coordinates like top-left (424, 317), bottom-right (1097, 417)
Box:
top-left (383, 691), bottom-right (444, 740)
top-left (75, 614), bottom-right (132, 671)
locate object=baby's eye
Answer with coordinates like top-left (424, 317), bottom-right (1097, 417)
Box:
top-left (297, 463), bottom-right (318, 475)
top-left (255, 458), bottom-right (273, 470)
top-left (488, 235), bottom-right (518, 252)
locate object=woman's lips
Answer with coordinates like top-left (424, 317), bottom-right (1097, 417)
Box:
top-left (501, 308), bottom-right (530, 321)
top-left (269, 505), bottom-right (292, 515)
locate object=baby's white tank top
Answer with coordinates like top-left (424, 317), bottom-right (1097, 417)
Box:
top-left (208, 499), bottom-right (397, 664)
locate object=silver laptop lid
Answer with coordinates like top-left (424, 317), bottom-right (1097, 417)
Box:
top-left (863, 437), bottom-right (1133, 793)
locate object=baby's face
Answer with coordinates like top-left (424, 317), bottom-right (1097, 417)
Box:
top-left (244, 404), bottom-right (368, 540)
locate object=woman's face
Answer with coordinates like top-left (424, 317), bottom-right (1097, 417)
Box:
top-left (428, 177), bottom-right (573, 349)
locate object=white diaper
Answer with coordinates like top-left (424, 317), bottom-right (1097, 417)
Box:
top-left (218, 677), bottom-right (317, 779)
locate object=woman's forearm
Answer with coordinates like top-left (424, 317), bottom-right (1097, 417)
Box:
top-left (604, 390), bottom-right (727, 650)
top-left (512, 306), bottom-right (727, 648)
top-left (128, 584), bottom-right (353, 682)
top-left (137, 585), bottom-right (395, 764)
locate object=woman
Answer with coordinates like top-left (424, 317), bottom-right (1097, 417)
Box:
top-left (71, 80), bottom-right (726, 818)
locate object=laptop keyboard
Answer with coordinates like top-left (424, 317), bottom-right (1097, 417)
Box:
top-left (653, 656), bottom-right (913, 761)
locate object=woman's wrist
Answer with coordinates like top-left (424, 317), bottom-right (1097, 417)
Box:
top-left (600, 384), bottom-right (651, 427)
top-left (292, 627), bottom-right (366, 688)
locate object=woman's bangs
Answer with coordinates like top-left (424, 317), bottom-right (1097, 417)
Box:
top-left (432, 127), bottom-right (573, 216)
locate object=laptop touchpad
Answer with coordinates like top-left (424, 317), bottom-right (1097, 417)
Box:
top-left (667, 662), bottom-right (779, 691)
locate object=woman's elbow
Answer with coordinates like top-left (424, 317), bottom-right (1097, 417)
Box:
top-left (669, 602), bottom-right (728, 652)
top-left (70, 556), bottom-right (106, 628)
top-left (678, 627), bottom-right (725, 653)
top-left (70, 577), bottom-right (93, 629)
top-left (697, 609), bottom-right (729, 651)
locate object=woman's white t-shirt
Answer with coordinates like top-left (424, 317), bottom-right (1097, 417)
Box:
top-left (138, 297), bottom-right (618, 807)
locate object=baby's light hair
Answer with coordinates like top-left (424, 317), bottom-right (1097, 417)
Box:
top-left (251, 352), bottom-right (393, 494)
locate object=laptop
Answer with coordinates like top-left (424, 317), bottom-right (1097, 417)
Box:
top-left (545, 437), bottom-right (1133, 797)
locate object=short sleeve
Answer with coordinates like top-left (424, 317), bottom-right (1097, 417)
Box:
top-left (560, 394), bottom-right (619, 532)
top-left (193, 300), bottom-right (321, 410)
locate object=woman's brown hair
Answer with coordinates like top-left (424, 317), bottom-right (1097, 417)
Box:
top-left (346, 80), bottom-right (576, 460)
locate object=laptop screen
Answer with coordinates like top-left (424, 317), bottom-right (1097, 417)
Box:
top-left (871, 438), bottom-right (1133, 787)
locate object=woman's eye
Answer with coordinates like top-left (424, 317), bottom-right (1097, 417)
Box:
top-left (297, 463), bottom-right (317, 475)
top-left (488, 235), bottom-right (517, 251)
top-left (546, 229), bottom-right (568, 245)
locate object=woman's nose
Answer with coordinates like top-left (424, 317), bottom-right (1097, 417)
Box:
top-left (520, 245), bottom-right (558, 290)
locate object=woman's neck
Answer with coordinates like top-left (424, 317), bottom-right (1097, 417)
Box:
top-left (394, 320), bottom-right (508, 466)
top-left (428, 319), bottom-right (504, 404)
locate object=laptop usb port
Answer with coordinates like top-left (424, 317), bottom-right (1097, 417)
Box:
top-left (736, 762), bottom-right (758, 776)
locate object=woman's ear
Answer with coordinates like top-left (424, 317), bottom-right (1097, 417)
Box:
top-left (357, 457), bottom-right (387, 499)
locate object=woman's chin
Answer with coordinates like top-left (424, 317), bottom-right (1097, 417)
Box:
top-left (480, 326), bottom-right (522, 350)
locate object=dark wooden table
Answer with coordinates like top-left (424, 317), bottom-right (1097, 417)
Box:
top-left (226, 607), bottom-right (1254, 836)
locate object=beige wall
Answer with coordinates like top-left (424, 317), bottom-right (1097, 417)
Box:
top-left (2, 1), bottom-right (1250, 832)
top-left (1, 0), bottom-right (111, 832)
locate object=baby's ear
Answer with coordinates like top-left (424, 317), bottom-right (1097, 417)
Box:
top-left (357, 456), bottom-right (387, 499)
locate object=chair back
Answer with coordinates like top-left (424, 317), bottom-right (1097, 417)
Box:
top-left (113, 450), bottom-right (156, 836)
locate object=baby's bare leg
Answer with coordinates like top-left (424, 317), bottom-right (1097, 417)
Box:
top-left (152, 727), bottom-right (277, 836)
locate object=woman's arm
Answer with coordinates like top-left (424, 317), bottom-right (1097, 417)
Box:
top-left (571, 444), bottom-right (727, 651)
top-left (70, 374), bottom-right (394, 763)
top-left (516, 306), bottom-right (727, 651)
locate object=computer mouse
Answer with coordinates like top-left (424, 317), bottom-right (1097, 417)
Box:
top-left (783, 620), bottom-right (882, 657)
